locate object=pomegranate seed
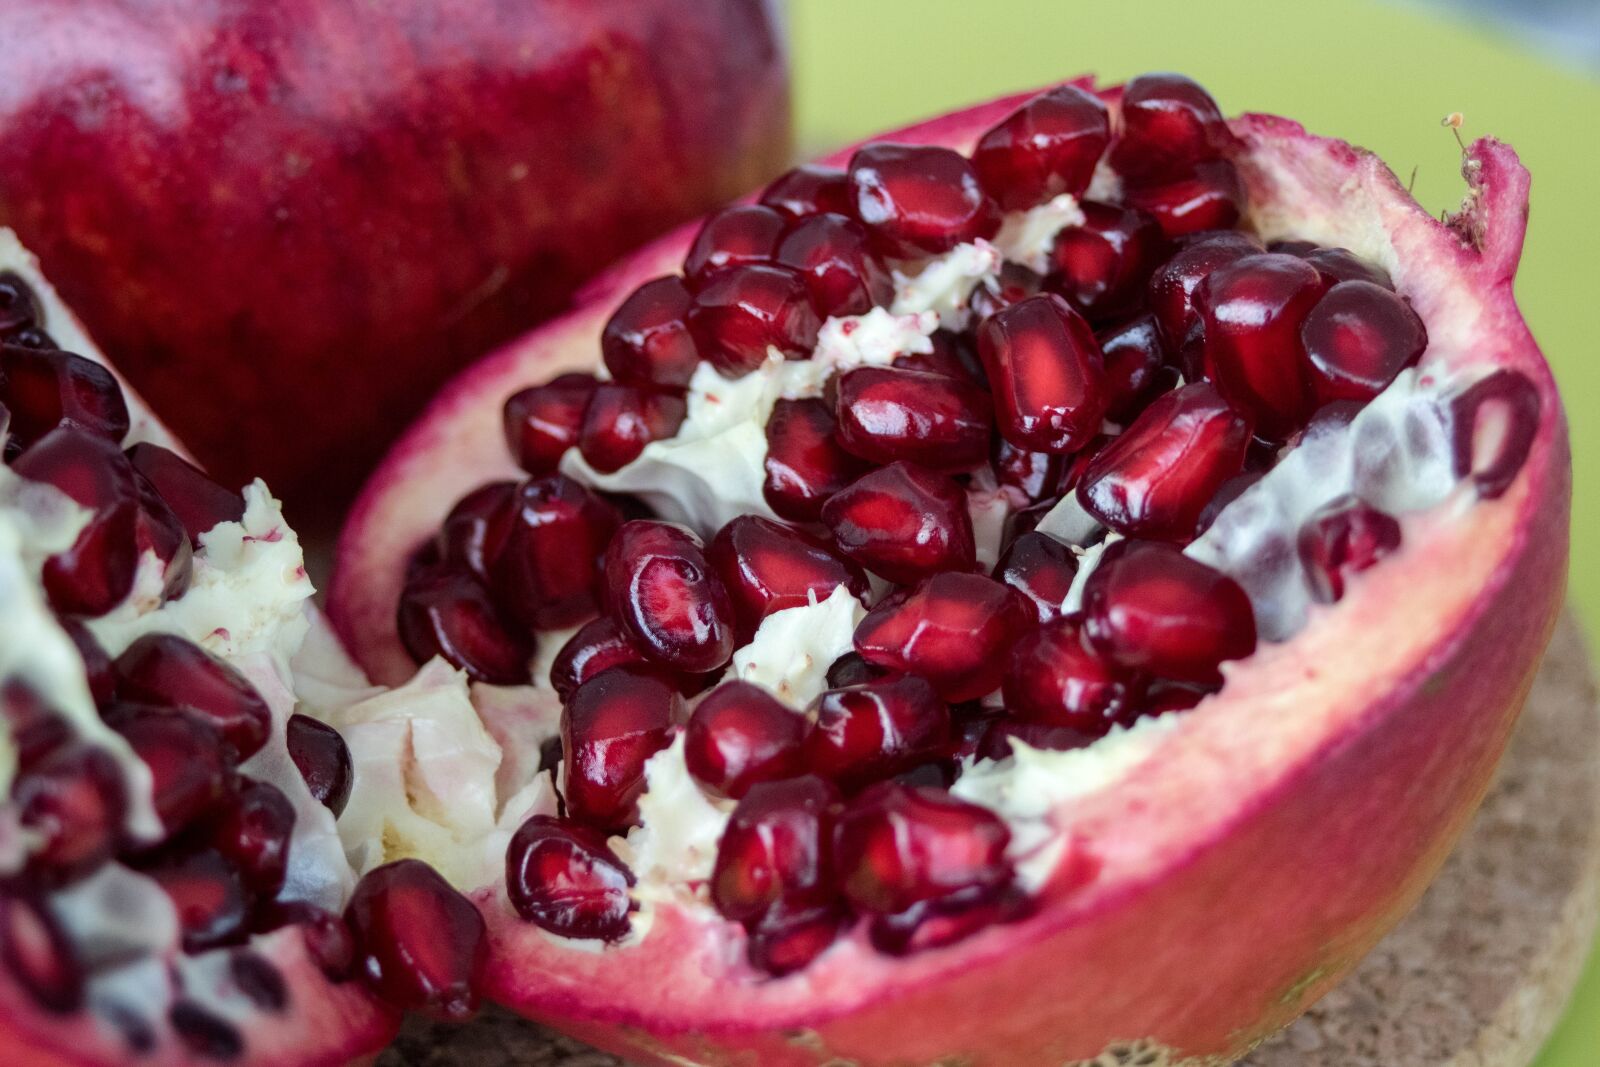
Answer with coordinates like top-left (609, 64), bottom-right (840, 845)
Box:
top-left (977, 294), bottom-right (1107, 454)
top-left (561, 667), bottom-right (681, 828)
top-left (1096, 313), bottom-right (1173, 421)
top-left (820, 462), bottom-right (976, 585)
top-left (805, 675), bottom-right (949, 788)
top-left (2, 681), bottom-right (71, 772)
top-left (991, 439), bottom-right (1065, 503)
top-left (207, 778), bottom-right (295, 897)
top-left (978, 719), bottom-right (1097, 760)
top-left (1110, 72), bottom-right (1234, 184)
top-left (576, 383), bottom-right (687, 473)
top-left (61, 618), bottom-right (114, 707)
top-left (896, 329), bottom-right (986, 385)
top-left (708, 516), bottom-right (868, 641)
top-left (286, 713), bottom-right (353, 817)
top-left (13, 428), bottom-right (191, 617)
top-left (834, 366), bottom-right (994, 471)
top-left (1081, 540), bottom-right (1256, 684)
top-left (825, 652), bottom-right (886, 689)
top-left (398, 564), bottom-right (532, 684)
top-left (684, 682), bottom-right (808, 799)
top-left (600, 277), bottom-right (702, 389)
top-left (711, 775), bottom-right (839, 923)
top-left (968, 262), bottom-right (1045, 323)
top-left (0, 345), bottom-right (130, 451)
top-left (687, 264), bottom-right (822, 376)
top-left (139, 848), bottom-right (250, 952)
top-left (1451, 370), bottom-right (1541, 500)
top-left (258, 901), bottom-right (356, 980)
top-left (1004, 616), bottom-right (1143, 734)
top-left (114, 633), bottom-right (273, 761)
top-left (506, 815), bottom-right (635, 941)
top-left (775, 212), bottom-right (893, 319)
top-left (0, 893), bottom-right (83, 1013)
top-left (847, 143), bottom-right (1001, 257)
top-left (854, 572), bottom-right (1034, 702)
top-left (104, 704), bottom-right (228, 835)
top-left (1295, 246), bottom-right (1395, 289)
top-left (993, 531), bottom-right (1079, 622)
top-left (345, 859), bottom-right (486, 1020)
top-left (493, 475), bottom-right (621, 629)
top-left (0, 273), bottom-right (40, 333)
top-left (502, 373), bottom-right (599, 476)
top-left (1048, 201), bottom-right (1166, 321)
top-left (603, 521), bottom-right (735, 673)
top-left (972, 84), bottom-right (1112, 209)
top-left (761, 164), bottom-right (853, 217)
top-left (834, 783), bottom-right (1012, 914)
top-left (747, 902), bottom-right (843, 975)
top-left (124, 443), bottom-right (244, 545)
top-left (763, 397), bottom-right (869, 522)
top-left (548, 617), bottom-right (650, 702)
top-left (1301, 281), bottom-right (1427, 405)
top-left (1195, 252), bottom-right (1327, 440)
top-left (871, 884), bottom-right (1028, 956)
top-left (1146, 230), bottom-right (1263, 349)
top-left (1196, 470), bottom-right (1264, 535)
top-left (1077, 381), bottom-right (1253, 542)
top-left (13, 742), bottom-right (124, 883)
top-left (435, 481), bottom-right (516, 584)
top-left (1124, 160), bottom-right (1246, 238)
top-left (1298, 496), bottom-right (1403, 603)
top-left (1141, 679), bottom-right (1215, 717)
top-left (684, 205), bottom-right (788, 286)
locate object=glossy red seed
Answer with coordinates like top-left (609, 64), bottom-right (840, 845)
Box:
top-left (978, 294), bottom-right (1107, 454)
top-left (576, 383), bottom-right (687, 473)
top-left (896, 329), bottom-right (987, 385)
top-left (493, 475), bottom-right (621, 629)
top-left (708, 516), bottom-right (868, 641)
top-left (825, 651), bottom-right (887, 689)
top-left (711, 775), bottom-right (839, 923)
top-left (258, 901), bottom-right (355, 980)
top-left (13, 743), bottom-right (124, 884)
top-left (775, 212), bottom-right (894, 319)
top-left (820, 462), bottom-right (975, 584)
top-left (345, 859), bottom-right (487, 1021)
top-left (1081, 540), bottom-right (1256, 684)
top-left (972, 84), bottom-right (1112, 209)
top-left (435, 481), bottom-right (517, 584)
top-left (603, 521), bottom-right (735, 673)
top-left (1096, 313), bottom-right (1173, 422)
top-left (760, 164), bottom-right (853, 218)
top-left (870, 884), bottom-right (1028, 956)
top-left (834, 366), bottom-right (993, 471)
top-left (398, 564), bottom-right (532, 684)
top-left (835, 783), bottom-right (1012, 915)
top-left (747, 902), bottom-right (843, 976)
top-left (140, 848), bottom-right (250, 952)
top-left (763, 398), bottom-right (870, 522)
top-left (1196, 252), bottom-right (1327, 440)
top-left (1301, 281), bottom-right (1428, 405)
top-left (506, 815), bottom-right (635, 941)
top-left (61, 618), bottom-right (114, 708)
top-left (104, 704), bottom-right (228, 835)
top-left (1141, 679), bottom-right (1215, 717)
top-left (684, 681), bottom-right (808, 799)
top-left (0, 345), bottom-right (130, 451)
top-left (1004, 616), bottom-right (1143, 734)
top-left (561, 667), bottom-right (681, 828)
top-left (1146, 230), bottom-right (1263, 349)
top-left (1299, 246), bottom-right (1394, 289)
top-left (124, 443), bottom-right (245, 545)
top-left (993, 531), bottom-right (1079, 622)
top-left (1124, 160), bottom-right (1246, 238)
top-left (854, 572), bottom-right (1034, 702)
top-left (1298, 496), bottom-right (1403, 604)
top-left (208, 778), bottom-right (295, 897)
top-left (114, 633), bottom-right (273, 760)
top-left (14, 428), bottom-right (191, 617)
top-left (1109, 72), bottom-right (1234, 184)
top-left (1077, 381), bottom-right (1253, 542)
top-left (684, 205), bottom-right (788, 286)
top-left (502, 373), bottom-right (600, 476)
top-left (546, 618), bottom-right (643, 701)
top-left (805, 675), bottom-right (949, 788)
top-left (990, 439), bottom-right (1066, 503)
top-left (1451, 370), bottom-right (1541, 500)
top-left (847, 143), bottom-right (1001, 257)
top-left (601, 277), bottom-right (702, 389)
top-left (967, 262), bottom-right (1045, 323)
top-left (0, 893), bottom-right (83, 1013)
top-left (686, 264), bottom-right (822, 376)
top-left (977, 719), bottom-right (1098, 760)
top-left (286, 713), bottom-right (354, 817)
top-left (1048, 202), bottom-right (1166, 321)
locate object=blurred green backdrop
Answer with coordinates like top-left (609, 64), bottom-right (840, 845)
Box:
top-left (787, 1), bottom-right (1597, 1063)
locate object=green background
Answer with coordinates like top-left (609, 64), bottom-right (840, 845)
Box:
top-left (786, 0), bottom-right (1597, 1061)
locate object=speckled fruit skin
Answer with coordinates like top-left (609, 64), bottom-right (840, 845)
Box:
top-left (331, 78), bottom-right (1569, 1065)
top-left (0, 0), bottom-right (790, 516)
top-left (0, 236), bottom-right (400, 1066)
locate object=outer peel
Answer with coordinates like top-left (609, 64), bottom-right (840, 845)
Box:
top-left (331, 81), bottom-right (1570, 1065)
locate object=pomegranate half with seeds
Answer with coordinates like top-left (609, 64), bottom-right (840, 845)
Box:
top-left (331, 75), bottom-right (1568, 1065)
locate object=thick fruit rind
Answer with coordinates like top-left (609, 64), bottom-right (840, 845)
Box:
top-left (332, 78), bottom-right (1569, 1066)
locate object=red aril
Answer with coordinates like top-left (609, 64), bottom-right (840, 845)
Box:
top-left (763, 397), bottom-right (870, 522)
top-left (124, 442), bottom-right (245, 544)
top-left (600, 278), bottom-right (702, 391)
top-left (1291, 245), bottom-right (1396, 289)
top-left (804, 675), bottom-right (950, 789)
top-left (683, 205), bottom-right (787, 287)
top-left (760, 165), bottom-right (853, 218)
top-left (834, 366), bottom-right (994, 471)
top-left (576, 383), bottom-right (688, 473)
top-left (345, 859), bottom-right (487, 1021)
top-left (708, 516), bottom-right (868, 640)
top-left (853, 572), bottom-right (1034, 702)
top-left (433, 480), bottom-right (516, 583)
top-left (1298, 496), bottom-right (1404, 604)
top-left (847, 143), bottom-right (1000, 256)
top-left (1302, 281), bottom-right (1428, 405)
top-left (548, 617), bottom-right (652, 702)
top-left (12, 743), bottom-right (124, 884)
top-left (503, 373), bottom-right (600, 476)
top-left (1124, 160), bottom-right (1247, 238)
top-left (683, 681), bottom-right (807, 799)
top-left (687, 264), bottom-right (822, 375)
top-left (775, 213), bottom-right (894, 318)
top-left (397, 564), bottom-right (532, 684)
top-left (820, 462), bottom-right (976, 584)
top-left (1146, 230), bottom-right (1263, 349)
top-left (1109, 72), bottom-right (1235, 184)
top-left (138, 848), bottom-right (250, 952)
top-left (0, 345), bottom-right (129, 453)
top-left (113, 633), bottom-right (274, 760)
top-left (506, 816), bottom-right (636, 942)
top-left (1004, 616), bottom-right (1143, 734)
top-left (993, 531), bottom-right (1079, 622)
top-left (493, 475), bottom-right (621, 630)
top-left (834, 783), bottom-right (1012, 915)
top-left (977, 294), bottom-right (1106, 454)
top-left (968, 262), bottom-right (1045, 322)
top-left (1451, 369), bottom-right (1542, 500)
top-left (1047, 202), bottom-right (1166, 321)
top-left (747, 902), bottom-right (844, 976)
top-left (603, 521), bottom-right (735, 673)
top-left (711, 775), bottom-right (839, 924)
top-left (1095, 313), bottom-right (1173, 422)
top-left (103, 704), bottom-right (228, 837)
top-left (971, 84), bottom-right (1111, 210)
top-left (286, 713), bottom-right (354, 817)
top-left (561, 667), bottom-right (681, 828)
top-left (207, 778), bottom-right (296, 897)
top-left (0, 893), bottom-right (83, 1013)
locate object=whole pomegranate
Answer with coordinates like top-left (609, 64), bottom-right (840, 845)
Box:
top-left (0, 0), bottom-right (790, 516)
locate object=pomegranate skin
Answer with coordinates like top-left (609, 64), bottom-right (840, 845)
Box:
top-left (337, 81), bottom-right (1568, 1065)
top-left (0, 0), bottom-right (790, 514)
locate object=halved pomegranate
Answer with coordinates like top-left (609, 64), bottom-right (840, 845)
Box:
top-left (329, 75), bottom-right (1566, 1066)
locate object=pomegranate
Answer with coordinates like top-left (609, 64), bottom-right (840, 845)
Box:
top-left (0, 0), bottom-right (791, 515)
top-left (331, 75), bottom-right (1566, 1065)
